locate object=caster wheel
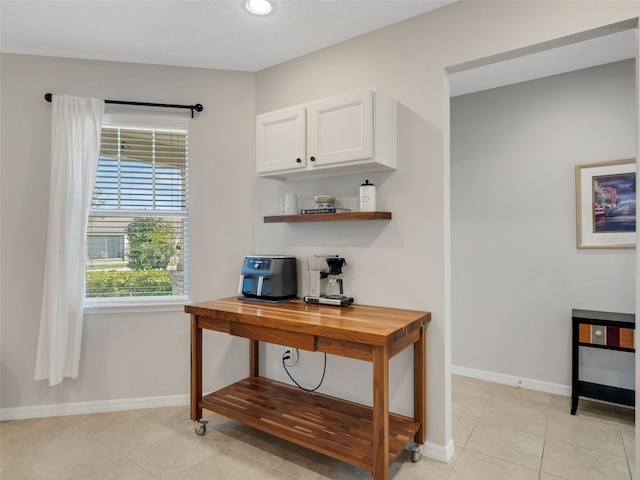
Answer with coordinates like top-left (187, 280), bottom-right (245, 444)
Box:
top-left (194, 420), bottom-right (208, 436)
top-left (409, 444), bottom-right (423, 463)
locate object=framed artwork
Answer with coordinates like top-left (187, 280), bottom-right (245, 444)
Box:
top-left (575, 158), bottom-right (636, 248)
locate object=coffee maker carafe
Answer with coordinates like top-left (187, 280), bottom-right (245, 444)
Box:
top-left (304, 255), bottom-right (354, 306)
top-left (325, 257), bottom-right (346, 297)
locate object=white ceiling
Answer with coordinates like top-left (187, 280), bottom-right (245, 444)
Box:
top-left (0, 0), bottom-right (454, 72)
top-left (0, 1), bottom-right (635, 94)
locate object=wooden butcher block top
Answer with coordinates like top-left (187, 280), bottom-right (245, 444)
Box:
top-left (185, 297), bottom-right (430, 348)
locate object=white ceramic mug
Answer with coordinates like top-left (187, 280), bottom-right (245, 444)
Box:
top-left (282, 193), bottom-right (300, 215)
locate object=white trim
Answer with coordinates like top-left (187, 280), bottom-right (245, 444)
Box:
top-left (103, 108), bottom-right (190, 130)
top-left (451, 365), bottom-right (571, 397)
top-left (0, 393), bottom-right (190, 421)
top-left (83, 296), bottom-right (190, 315)
top-left (422, 438), bottom-right (455, 463)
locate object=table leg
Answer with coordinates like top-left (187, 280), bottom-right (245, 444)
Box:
top-left (250, 339), bottom-right (259, 377)
top-left (372, 345), bottom-right (390, 480)
top-left (414, 325), bottom-right (426, 443)
top-left (190, 314), bottom-right (202, 421)
top-left (571, 318), bottom-right (579, 415)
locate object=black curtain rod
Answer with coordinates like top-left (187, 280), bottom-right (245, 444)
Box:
top-left (44, 93), bottom-right (203, 118)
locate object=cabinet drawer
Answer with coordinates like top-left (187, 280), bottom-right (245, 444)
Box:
top-left (590, 326), bottom-right (606, 345)
top-left (579, 324), bottom-right (591, 343)
top-left (619, 328), bottom-right (635, 349)
top-left (230, 323), bottom-right (316, 351)
top-left (578, 324), bottom-right (635, 350)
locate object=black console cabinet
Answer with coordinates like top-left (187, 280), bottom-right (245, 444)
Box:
top-left (571, 309), bottom-right (635, 415)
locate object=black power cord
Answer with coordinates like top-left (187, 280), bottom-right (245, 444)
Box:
top-left (282, 348), bottom-right (299, 367)
top-left (282, 349), bottom-right (327, 392)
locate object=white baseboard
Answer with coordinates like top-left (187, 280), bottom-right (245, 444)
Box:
top-left (1, 368), bottom-right (570, 470)
top-left (423, 438), bottom-right (455, 462)
top-left (451, 365), bottom-right (571, 397)
top-left (0, 393), bottom-right (190, 421)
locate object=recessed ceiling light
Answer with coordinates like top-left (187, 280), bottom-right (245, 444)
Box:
top-left (246, 0), bottom-right (272, 15)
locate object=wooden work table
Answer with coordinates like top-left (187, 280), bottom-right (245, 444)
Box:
top-left (186, 297), bottom-right (431, 480)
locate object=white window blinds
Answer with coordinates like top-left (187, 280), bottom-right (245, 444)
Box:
top-left (86, 113), bottom-right (189, 301)
top-left (95, 128), bottom-right (187, 210)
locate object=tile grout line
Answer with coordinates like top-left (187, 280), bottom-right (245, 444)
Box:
top-left (539, 402), bottom-right (550, 480)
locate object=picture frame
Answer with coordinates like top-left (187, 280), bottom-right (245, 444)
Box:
top-left (575, 158), bottom-right (636, 249)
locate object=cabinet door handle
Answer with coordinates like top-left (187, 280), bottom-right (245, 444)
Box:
top-left (296, 158), bottom-right (301, 163)
top-left (310, 156), bottom-right (316, 162)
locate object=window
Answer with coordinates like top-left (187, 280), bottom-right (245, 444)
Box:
top-left (85, 113), bottom-right (189, 304)
top-left (87, 234), bottom-right (125, 261)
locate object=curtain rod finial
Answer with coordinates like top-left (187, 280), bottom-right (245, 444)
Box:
top-left (44, 93), bottom-right (53, 102)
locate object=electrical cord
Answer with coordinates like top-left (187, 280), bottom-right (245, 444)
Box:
top-left (282, 348), bottom-right (299, 367)
top-left (282, 349), bottom-right (327, 392)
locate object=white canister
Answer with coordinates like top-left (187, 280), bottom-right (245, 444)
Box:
top-left (359, 180), bottom-right (376, 212)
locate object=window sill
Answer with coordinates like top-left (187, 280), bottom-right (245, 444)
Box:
top-left (83, 296), bottom-right (190, 315)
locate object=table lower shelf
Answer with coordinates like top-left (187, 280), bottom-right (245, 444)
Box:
top-left (576, 381), bottom-right (635, 407)
top-left (199, 376), bottom-right (420, 472)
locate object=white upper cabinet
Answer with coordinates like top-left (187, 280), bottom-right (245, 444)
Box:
top-left (256, 106), bottom-right (307, 174)
top-left (256, 90), bottom-right (397, 181)
top-left (307, 90), bottom-right (372, 167)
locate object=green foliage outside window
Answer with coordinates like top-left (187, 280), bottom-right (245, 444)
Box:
top-left (86, 270), bottom-right (172, 298)
top-left (86, 217), bottom-right (179, 298)
top-left (127, 217), bottom-right (177, 270)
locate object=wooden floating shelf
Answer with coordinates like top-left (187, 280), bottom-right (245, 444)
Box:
top-left (264, 211), bottom-right (392, 223)
top-left (200, 376), bottom-right (419, 471)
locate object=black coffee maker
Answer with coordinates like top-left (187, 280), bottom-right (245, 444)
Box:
top-left (325, 257), bottom-right (346, 297)
top-left (304, 256), bottom-right (354, 306)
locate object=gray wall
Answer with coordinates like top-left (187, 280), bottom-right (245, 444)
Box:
top-left (451, 60), bottom-right (636, 390)
top-left (0, 54), bottom-right (256, 410)
top-left (1, 0), bottom-right (638, 462)
top-left (254, 1), bottom-right (639, 455)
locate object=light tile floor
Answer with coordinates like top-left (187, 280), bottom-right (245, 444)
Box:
top-left (1, 375), bottom-right (635, 480)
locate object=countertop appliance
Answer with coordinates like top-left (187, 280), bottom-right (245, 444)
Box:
top-left (239, 255), bottom-right (297, 302)
top-left (304, 254), bottom-right (354, 306)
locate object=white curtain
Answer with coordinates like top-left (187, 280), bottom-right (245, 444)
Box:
top-left (35, 95), bottom-right (105, 386)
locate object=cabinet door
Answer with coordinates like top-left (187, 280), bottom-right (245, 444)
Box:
top-left (256, 106), bottom-right (306, 174)
top-left (307, 91), bottom-right (373, 167)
